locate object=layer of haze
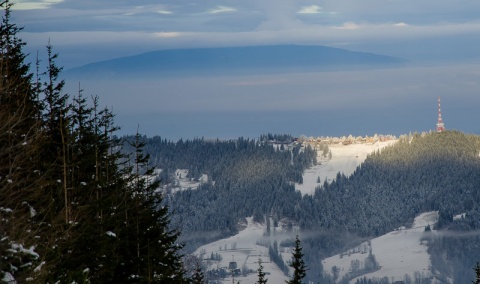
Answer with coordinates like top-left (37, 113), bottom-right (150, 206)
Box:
top-left (63, 64), bottom-right (480, 140)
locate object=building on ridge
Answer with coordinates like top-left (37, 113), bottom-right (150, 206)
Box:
top-left (436, 96), bottom-right (445, 132)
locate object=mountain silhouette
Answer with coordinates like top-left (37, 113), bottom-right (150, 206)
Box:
top-left (66, 44), bottom-right (406, 78)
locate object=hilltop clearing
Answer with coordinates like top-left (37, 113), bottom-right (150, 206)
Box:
top-left (295, 139), bottom-right (397, 195)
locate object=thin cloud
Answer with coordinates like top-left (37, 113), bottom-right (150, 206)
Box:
top-left (153, 32), bottom-right (182, 38)
top-left (298, 5), bottom-right (322, 14)
top-left (157, 10), bottom-right (173, 15)
top-left (12, 0), bottom-right (63, 10)
top-left (208, 5), bottom-right (237, 14)
top-left (335, 22), bottom-right (361, 30)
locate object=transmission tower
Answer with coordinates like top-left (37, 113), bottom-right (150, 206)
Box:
top-left (436, 96), bottom-right (445, 132)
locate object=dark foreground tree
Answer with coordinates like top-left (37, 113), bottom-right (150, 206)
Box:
top-left (0, 0), bottom-right (46, 281)
top-left (286, 235), bottom-right (307, 284)
top-left (191, 261), bottom-right (205, 284)
top-left (111, 128), bottom-right (186, 283)
top-left (257, 258), bottom-right (268, 284)
top-left (474, 262), bottom-right (480, 284)
top-left (0, 2), bottom-right (188, 283)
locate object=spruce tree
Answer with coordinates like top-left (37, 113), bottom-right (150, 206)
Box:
top-left (191, 261), bottom-right (205, 284)
top-left (111, 128), bottom-right (187, 283)
top-left (474, 262), bottom-right (480, 284)
top-left (0, 1), bottom-right (45, 281)
top-left (0, 3), bottom-right (189, 282)
top-left (257, 258), bottom-right (268, 284)
top-left (286, 235), bottom-right (307, 284)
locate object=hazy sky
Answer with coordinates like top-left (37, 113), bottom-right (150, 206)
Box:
top-left (10, 0), bottom-right (480, 139)
top-left (13, 0), bottom-right (480, 68)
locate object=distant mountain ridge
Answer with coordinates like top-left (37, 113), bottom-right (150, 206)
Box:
top-left (65, 44), bottom-right (406, 78)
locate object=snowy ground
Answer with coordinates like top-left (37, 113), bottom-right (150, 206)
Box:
top-left (322, 211), bottom-right (439, 283)
top-left (157, 169), bottom-right (208, 193)
top-left (173, 169), bottom-right (209, 190)
top-left (194, 217), bottom-right (290, 284)
top-left (295, 140), bottom-right (397, 196)
top-left (194, 212), bottom-right (439, 283)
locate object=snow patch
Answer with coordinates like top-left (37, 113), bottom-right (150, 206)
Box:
top-left (194, 217), bottom-right (290, 284)
top-left (166, 169), bottom-right (209, 193)
top-left (1, 272), bottom-right (15, 283)
top-left (0, 207), bottom-right (13, 213)
top-left (453, 213), bottom-right (466, 221)
top-left (296, 140), bottom-right (397, 196)
top-left (9, 243), bottom-right (40, 259)
top-left (322, 211), bottom-right (438, 283)
top-left (33, 261), bottom-right (45, 272)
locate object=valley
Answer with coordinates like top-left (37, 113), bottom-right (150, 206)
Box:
top-left (150, 131), bottom-right (480, 283)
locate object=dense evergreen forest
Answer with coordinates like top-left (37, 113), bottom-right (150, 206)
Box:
top-left (0, 2), bottom-right (188, 282)
top-left (122, 134), bottom-right (317, 250)
top-left (128, 131), bottom-right (480, 283)
top-left (300, 131), bottom-right (480, 282)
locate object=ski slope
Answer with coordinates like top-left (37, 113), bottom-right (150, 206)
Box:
top-left (322, 211), bottom-right (439, 283)
top-left (296, 140), bottom-right (397, 196)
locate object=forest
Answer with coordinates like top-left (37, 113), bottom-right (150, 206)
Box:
top-left (127, 131), bottom-right (480, 283)
top-left (122, 134), bottom-right (316, 251)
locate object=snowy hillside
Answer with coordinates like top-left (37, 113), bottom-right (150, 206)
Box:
top-left (295, 140), bottom-right (397, 196)
top-left (322, 211), bottom-right (439, 283)
top-left (193, 212), bottom-right (439, 283)
top-left (194, 212), bottom-right (438, 283)
top-left (193, 217), bottom-right (290, 284)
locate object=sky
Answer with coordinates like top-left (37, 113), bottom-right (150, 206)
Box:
top-left (10, 0), bottom-right (480, 139)
top-left (13, 0), bottom-right (480, 68)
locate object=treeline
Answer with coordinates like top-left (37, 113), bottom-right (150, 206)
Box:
top-left (0, 2), bottom-right (187, 283)
top-left (268, 241), bottom-right (288, 275)
top-left (122, 135), bottom-right (315, 185)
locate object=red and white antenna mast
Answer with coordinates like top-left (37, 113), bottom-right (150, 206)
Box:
top-left (436, 96), bottom-right (445, 132)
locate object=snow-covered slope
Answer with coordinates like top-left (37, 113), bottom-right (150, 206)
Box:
top-left (322, 211), bottom-right (439, 283)
top-left (296, 140), bottom-right (397, 196)
top-left (194, 217), bottom-right (290, 284)
top-left (193, 212), bottom-right (439, 283)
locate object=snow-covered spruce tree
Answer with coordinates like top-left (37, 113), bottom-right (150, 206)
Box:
top-left (0, 3), bottom-right (189, 282)
top-left (257, 258), bottom-right (268, 284)
top-left (109, 129), bottom-right (187, 283)
top-left (286, 235), bottom-right (307, 284)
top-left (474, 262), bottom-right (480, 284)
top-left (191, 261), bottom-right (205, 284)
top-left (0, 0), bottom-right (46, 281)
top-left (38, 84), bottom-right (125, 282)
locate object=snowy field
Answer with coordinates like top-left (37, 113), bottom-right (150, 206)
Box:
top-left (194, 217), bottom-right (290, 284)
top-left (322, 211), bottom-right (439, 283)
top-left (295, 140), bottom-right (397, 196)
top-left (193, 212), bottom-right (439, 283)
